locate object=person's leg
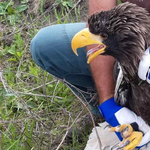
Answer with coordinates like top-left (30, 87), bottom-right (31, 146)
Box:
top-left (30, 23), bottom-right (100, 116)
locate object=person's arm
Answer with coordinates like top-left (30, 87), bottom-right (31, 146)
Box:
top-left (87, 1), bottom-right (150, 148)
top-left (88, 0), bottom-right (117, 104)
top-left (89, 0), bottom-right (117, 15)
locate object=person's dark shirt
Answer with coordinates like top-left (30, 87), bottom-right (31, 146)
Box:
top-left (121, 0), bottom-right (150, 13)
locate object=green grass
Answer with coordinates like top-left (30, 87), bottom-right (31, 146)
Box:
top-left (118, 0), bottom-right (122, 5)
top-left (0, 0), bottom-right (89, 149)
top-left (0, 0), bottom-right (123, 149)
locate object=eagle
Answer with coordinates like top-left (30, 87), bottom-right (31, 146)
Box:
top-left (71, 2), bottom-right (150, 125)
top-left (71, 2), bottom-right (150, 149)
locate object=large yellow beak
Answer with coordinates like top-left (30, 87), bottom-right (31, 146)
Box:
top-left (71, 28), bottom-right (106, 63)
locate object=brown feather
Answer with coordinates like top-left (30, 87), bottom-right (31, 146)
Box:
top-left (88, 2), bottom-right (150, 124)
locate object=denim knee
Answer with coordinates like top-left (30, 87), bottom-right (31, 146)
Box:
top-left (30, 23), bottom-right (100, 114)
top-left (30, 25), bottom-right (71, 79)
top-left (30, 28), bottom-right (46, 70)
top-left (30, 23), bottom-right (90, 79)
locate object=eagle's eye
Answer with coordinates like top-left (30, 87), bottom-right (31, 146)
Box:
top-left (100, 33), bottom-right (108, 39)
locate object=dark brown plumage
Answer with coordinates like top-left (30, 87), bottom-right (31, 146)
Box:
top-left (88, 2), bottom-right (150, 124)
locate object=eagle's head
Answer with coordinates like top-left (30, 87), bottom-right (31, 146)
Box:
top-left (72, 2), bottom-right (150, 83)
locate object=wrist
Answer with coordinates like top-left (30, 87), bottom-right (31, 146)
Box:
top-left (98, 97), bottom-right (123, 140)
top-left (100, 93), bottom-right (114, 104)
top-left (98, 97), bottom-right (122, 121)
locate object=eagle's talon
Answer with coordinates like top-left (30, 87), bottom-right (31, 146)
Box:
top-left (110, 124), bottom-right (143, 150)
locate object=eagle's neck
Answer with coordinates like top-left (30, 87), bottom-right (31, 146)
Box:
top-left (104, 32), bottom-right (149, 84)
top-left (104, 40), bottom-right (145, 84)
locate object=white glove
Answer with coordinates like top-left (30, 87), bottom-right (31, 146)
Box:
top-left (140, 142), bottom-right (150, 150)
top-left (138, 47), bottom-right (150, 84)
top-left (98, 97), bottom-right (150, 148)
top-left (84, 122), bottom-right (150, 150)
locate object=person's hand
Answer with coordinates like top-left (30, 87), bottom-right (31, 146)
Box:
top-left (98, 97), bottom-right (150, 149)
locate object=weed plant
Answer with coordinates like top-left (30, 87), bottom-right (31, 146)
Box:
top-left (0, 0), bottom-right (89, 149)
top-left (0, 0), bottom-right (122, 149)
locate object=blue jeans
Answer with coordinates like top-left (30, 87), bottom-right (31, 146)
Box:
top-left (30, 23), bottom-right (101, 116)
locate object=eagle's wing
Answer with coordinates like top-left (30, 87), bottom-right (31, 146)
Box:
top-left (114, 62), bottom-right (130, 107)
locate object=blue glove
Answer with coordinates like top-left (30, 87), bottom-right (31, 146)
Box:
top-left (98, 97), bottom-right (150, 148)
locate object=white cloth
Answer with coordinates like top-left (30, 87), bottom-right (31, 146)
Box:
top-left (138, 47), bottom-right (150, 84)
top-left (84, 122), bottom-right (150, 150)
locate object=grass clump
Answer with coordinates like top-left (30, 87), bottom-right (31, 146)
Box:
top-left (0, 0), bottom-right (122, 149)
top-left (0, 0), bottom-right (91, 149)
